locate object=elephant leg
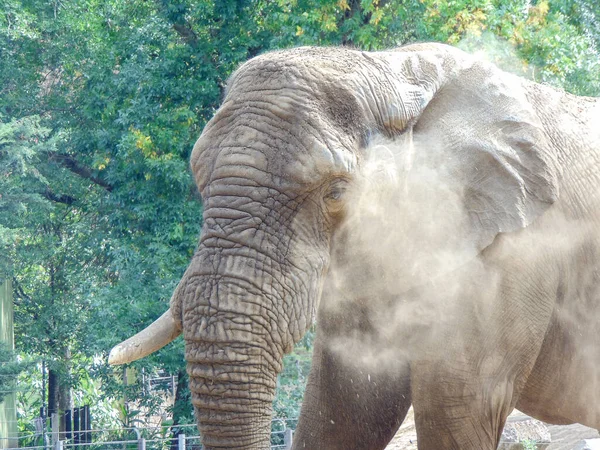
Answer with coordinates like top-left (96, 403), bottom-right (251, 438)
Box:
top-left (409, 260), bottom-right (556, 449)
top-left (516, 309), bottom-right (600, 429)
top-left (411, 357), bottom-right (516, 450)
top-left (292, 329), bottom-right (412, 450)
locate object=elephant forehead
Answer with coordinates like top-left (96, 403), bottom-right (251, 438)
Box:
top-left (225, 46), bottom-right (355, 94)
top-left (191, 103), bottom-right (358, 193)
top-left (194, 137), bottom-right (357, 194)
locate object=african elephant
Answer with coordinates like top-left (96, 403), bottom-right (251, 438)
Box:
top-left (109, 43), bottom-right (600, 449)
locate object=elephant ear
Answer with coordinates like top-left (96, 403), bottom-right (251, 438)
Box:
top-left (334, 47), bottom-right (559, 289)
top-left (365, 48), bottom-right (559, 257)
top-left (409, 53), bottom-right (558, 253)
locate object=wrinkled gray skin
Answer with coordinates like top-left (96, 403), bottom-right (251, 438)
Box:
top-left (167, 43), bottom-right (600, 449)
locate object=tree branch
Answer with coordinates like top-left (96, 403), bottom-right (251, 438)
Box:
top-left (42, 187), bottom-right (77, 205)
top-left (12, 278), bottom-right (31, 302)
top-left (172, 23), bottom-right (198, 48)
top-left (48, 152), bottom-right (113, 192)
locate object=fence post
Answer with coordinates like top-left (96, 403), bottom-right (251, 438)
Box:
top-left (284, 429), bottom-right (293, 450)
top-left (178, 433), bottom-right (186, 450)
top-left (51, 413), bottom-right (59, 445)
top-left (138, 437), bottom-right (146, 450)
top-left (54, 440), bottom-right (63, 450)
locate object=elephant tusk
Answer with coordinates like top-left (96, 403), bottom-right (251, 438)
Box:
top-left (108, 309), bottom-right (182, 365)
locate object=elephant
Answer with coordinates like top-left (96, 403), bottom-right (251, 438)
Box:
top-left (109, 43), bottom-right (600, 449)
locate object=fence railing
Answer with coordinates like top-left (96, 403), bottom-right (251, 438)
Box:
top-left (5, 418), bottom-right (296, 450)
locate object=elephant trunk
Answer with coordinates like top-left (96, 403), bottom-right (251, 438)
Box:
top-left (178, 250), bottom-right (293, 449)
top-left (187, 343), bottom-right (277, 449)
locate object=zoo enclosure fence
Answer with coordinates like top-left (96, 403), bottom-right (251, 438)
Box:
top-left (4, 418), bottom-right (296, 450)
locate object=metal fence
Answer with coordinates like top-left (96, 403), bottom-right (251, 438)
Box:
top-left (5, 418), bottom-right (296, 450)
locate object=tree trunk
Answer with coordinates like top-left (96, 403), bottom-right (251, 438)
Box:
top-left (58, 347), bottom-right (72, 433)
top-left (48, 348), bottom-right (72, 433)
top-left (58, 377), bottom-right (72, 433)
top-left (48, 369), bottom-right (59, 417)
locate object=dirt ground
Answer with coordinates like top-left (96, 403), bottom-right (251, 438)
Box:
top-left (385, 408), bottom-right (600, 450)
top-left (386, 407), bottom-right (418, 450)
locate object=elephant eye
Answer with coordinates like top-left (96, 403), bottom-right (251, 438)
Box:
top-left (324, 179), bottom-right (349, 208)
top-left (326, 187), bottom-right (343, 201)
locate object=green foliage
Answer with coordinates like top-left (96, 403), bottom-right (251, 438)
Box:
top-left (0, 342), bottom-right (29, 403)
top-left (271, 328), bottom-right (314, 444)
top-left (0, 115), bottom-right (53, 275)
top-left (274, 328), bottom-right (315, 421)
top-left (417, 0), bottom-right (600, 96)
top-left (14, 365), bottom-right (43, 442)
top-left (521, 438), bottom-right (538, 450)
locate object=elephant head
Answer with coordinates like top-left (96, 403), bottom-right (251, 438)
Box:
top-left (109, 44), bottom-right (559, 449)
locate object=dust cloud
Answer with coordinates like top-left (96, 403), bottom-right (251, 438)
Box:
top-left (323, 130), bottom-right (495, 370)
top-left (456, 32), bottom-right (534, 80)
top-left (319, 38), bottom-right (600, 411)
top-left (320, 37), bottom-right (531, 366)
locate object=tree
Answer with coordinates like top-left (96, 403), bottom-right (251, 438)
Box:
top-left (0, 113), bottom-right (114, 426)
top-left (1, 0), bottom-right (204, 428)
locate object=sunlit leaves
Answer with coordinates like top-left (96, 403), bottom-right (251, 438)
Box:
top-left (416, 0), bottom-right (600, 96)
